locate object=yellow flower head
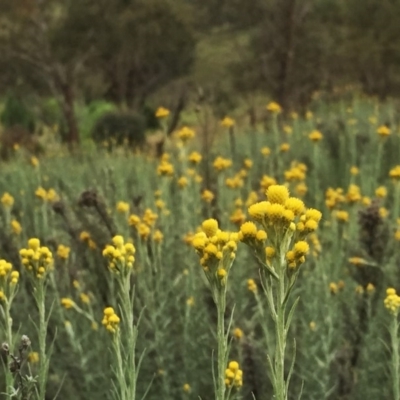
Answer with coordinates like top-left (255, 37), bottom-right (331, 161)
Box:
top-left (116, 201), bottom-right (130, 213)
top-left (202, 219), bottom-right (219, 238)
top-left (221, 116), bottom-right (235, 128)
top-left (57, 244), bottom-right (71, 260)
top-left (188, 151), bottom-right (202, 165)
top-left (155, 107), bottom-right (170, 118)
top-left (261, 147), bottom-right (271, 156)
top-left (1, 192), bottom-right (14, 208)
top-left (266, 101), bottom-right (282, 114)
top-left (308, 130), bottom-right (323, 142)
top-left (201, 189), bottom-right (214, 203)
top-left (377, 125), bottom-right (390, 137)
top-left (267, 185), bottom-right (290, 205)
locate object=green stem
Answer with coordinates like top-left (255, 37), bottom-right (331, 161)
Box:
top-left (216, 291), bottom-right (227, 400)
top-left (119, 277), bottom-right (136, 400)
top-left (275, 262), bottom-right (287, 400)
top-left (113, 332), bottom-right (128, 400)
top-left (36, 284), bottom-right (47, 400)
top-left (391, 315), bottom-right (400, 400)
top-left (3, 301), bottom-right (14, 395)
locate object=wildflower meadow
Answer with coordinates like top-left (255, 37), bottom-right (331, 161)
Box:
top-left (1, 98), bottom-right (400, 400)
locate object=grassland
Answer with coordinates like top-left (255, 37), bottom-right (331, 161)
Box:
top-left (0, 97), bottom-right (400, 400)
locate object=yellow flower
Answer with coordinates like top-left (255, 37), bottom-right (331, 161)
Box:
top-left (389, 165), bottom-right (400, 180)
top-left (375, 186), bottom-right (387, 198)
top-left (233, 327), bottom-right (243, 339)
top-left (61, 298), bottom-right (75, 309)
top-left (102, 307), bottom-right (121, 333)
top-left (155, 107), bottom-right (170, 118)
top-left (116, 201), bottom-right (130, 213)
top-left (80, 293), bottom-right (90, 304)
top-left (377, 125), bottom-right (390, 137)
top-left (186, 296), bottom-right (195, 306)
top-left (201, 189), bottom-right (214, 203)
top-left (261, 147), bottom-right (271, 156)
top-left (1, 192), bottom-right (14, 208)
top-left (11, 219), bottom-right (22, 235)
top-left (239, 222), bottom-right (258, 240)
top-left (57, 244), bottom-right (71, 260)
top-left (79, 231), bottom-right (91, 242)
top-left (28, 352), bottom-right (39, 364)
top-left (350, 166), bottom-right (359, 175)
top-left (221, 116), bottom-right (235, 128)
top-left (267, 185), bottom-right (290, 205)
top-left (202, 219), bottom-right (219, 238)
top-left (335, 210), bottom-right (349, 222)
top-left (308, 130), bottom-right (323, 142)
top-left (329, 282), bottom-right (338, 294)
top-left (177, 126), bottom-right (195, 142)
top-left (157, 161), bottom-right (174, 176)
top-left (153, 229), bottom-right (164, 243)
top-left (384, 287), bottom-right (400, 314)
top-left (366, 283), bottom-right (375, 294)
top-left (225, 361), bottom-right (243, 388)
top-left (182, 383), bottom-right (191, 393)
top-left (305, 111), bottom-right (313, 120)
top-left (177, 176), bottom-right (188, 188)
top-left (31, 156), bottom-right (39, 167)
top-left (188, 151), bottom-right (202, 164)
top-left (247, 278), bottom-right (257, 293)
top-left (280, 143), bottom-right (290, 152)
top-left (309, 321), bottom-right (316, 331)
top-left (128, 214), bottom-right (141, 227)
top-left (213, 156), bottom-right (232, 172)
top-left (266, 101), bottom-right (282, 114)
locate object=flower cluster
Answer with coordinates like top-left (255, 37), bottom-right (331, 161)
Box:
top-left (213, 156), bottom-right (232, 172)
top-left (188, 151), bottom-right (202, 165)
top-left (0, 259), bottom-right (19, 302)
top-left (241, 185), bottom-right (321, 275)
top-left (308, 130), bottom-right (323, 142)
top-left (128, 208), bottom-right (159, 240)
top-left (384, 288), bottom-right (400, 314)
top-left (192, 219), bottom-right (238, 287)
top-left (35, 187), bottom-right (59, 202)
top-left (155, 107), bottom-right (170, 118)
top-left (377, 125), bottom-right (390, 138)
top-left (19, 239), bottom-right (54, 280)
top-left (325, 188), bottom-right (345, 209)
top-left (225, 361), bottom-right (243, 388)
top-left (389, 165), bottom-right (400, 180)
top-left (11, 219), bottom-right (22, 235)
top-left (284, 162), bottom-right (307, 182)
top-left (102, 235), bottom-right (136, 275)
top-left (116, 201), bottom-right (130, 213)
top-left (57, 244), bottom-right (71, 260)
top-left (102, 307), bottom-right (120, 333)
top-left (266, 101), bottom-right (282, 114)
top-left (221, 116), bottom-right (235, 128)
top-left (1, 192), bottom-right (14, 208)
top-left (177, 126), bottom-right (195, 143)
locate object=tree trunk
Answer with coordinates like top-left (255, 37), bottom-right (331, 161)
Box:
top-left (60, 82), bottom-right (80, 145)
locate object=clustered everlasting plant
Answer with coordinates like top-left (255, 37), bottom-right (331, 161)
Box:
top-left (239, 185), bottom-right (321, 400)
top-left (102, 235), bottom-right (140, 400)
top-left (192, 219), bottom-right (239, 400)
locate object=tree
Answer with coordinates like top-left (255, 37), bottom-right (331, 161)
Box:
top-left (0, 0), bottom-right (100, 144)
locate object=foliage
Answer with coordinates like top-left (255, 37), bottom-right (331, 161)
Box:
top-left (0, 92), bottom-right (35, 132)
top-left (91, 112), bottom-right (146, 148)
